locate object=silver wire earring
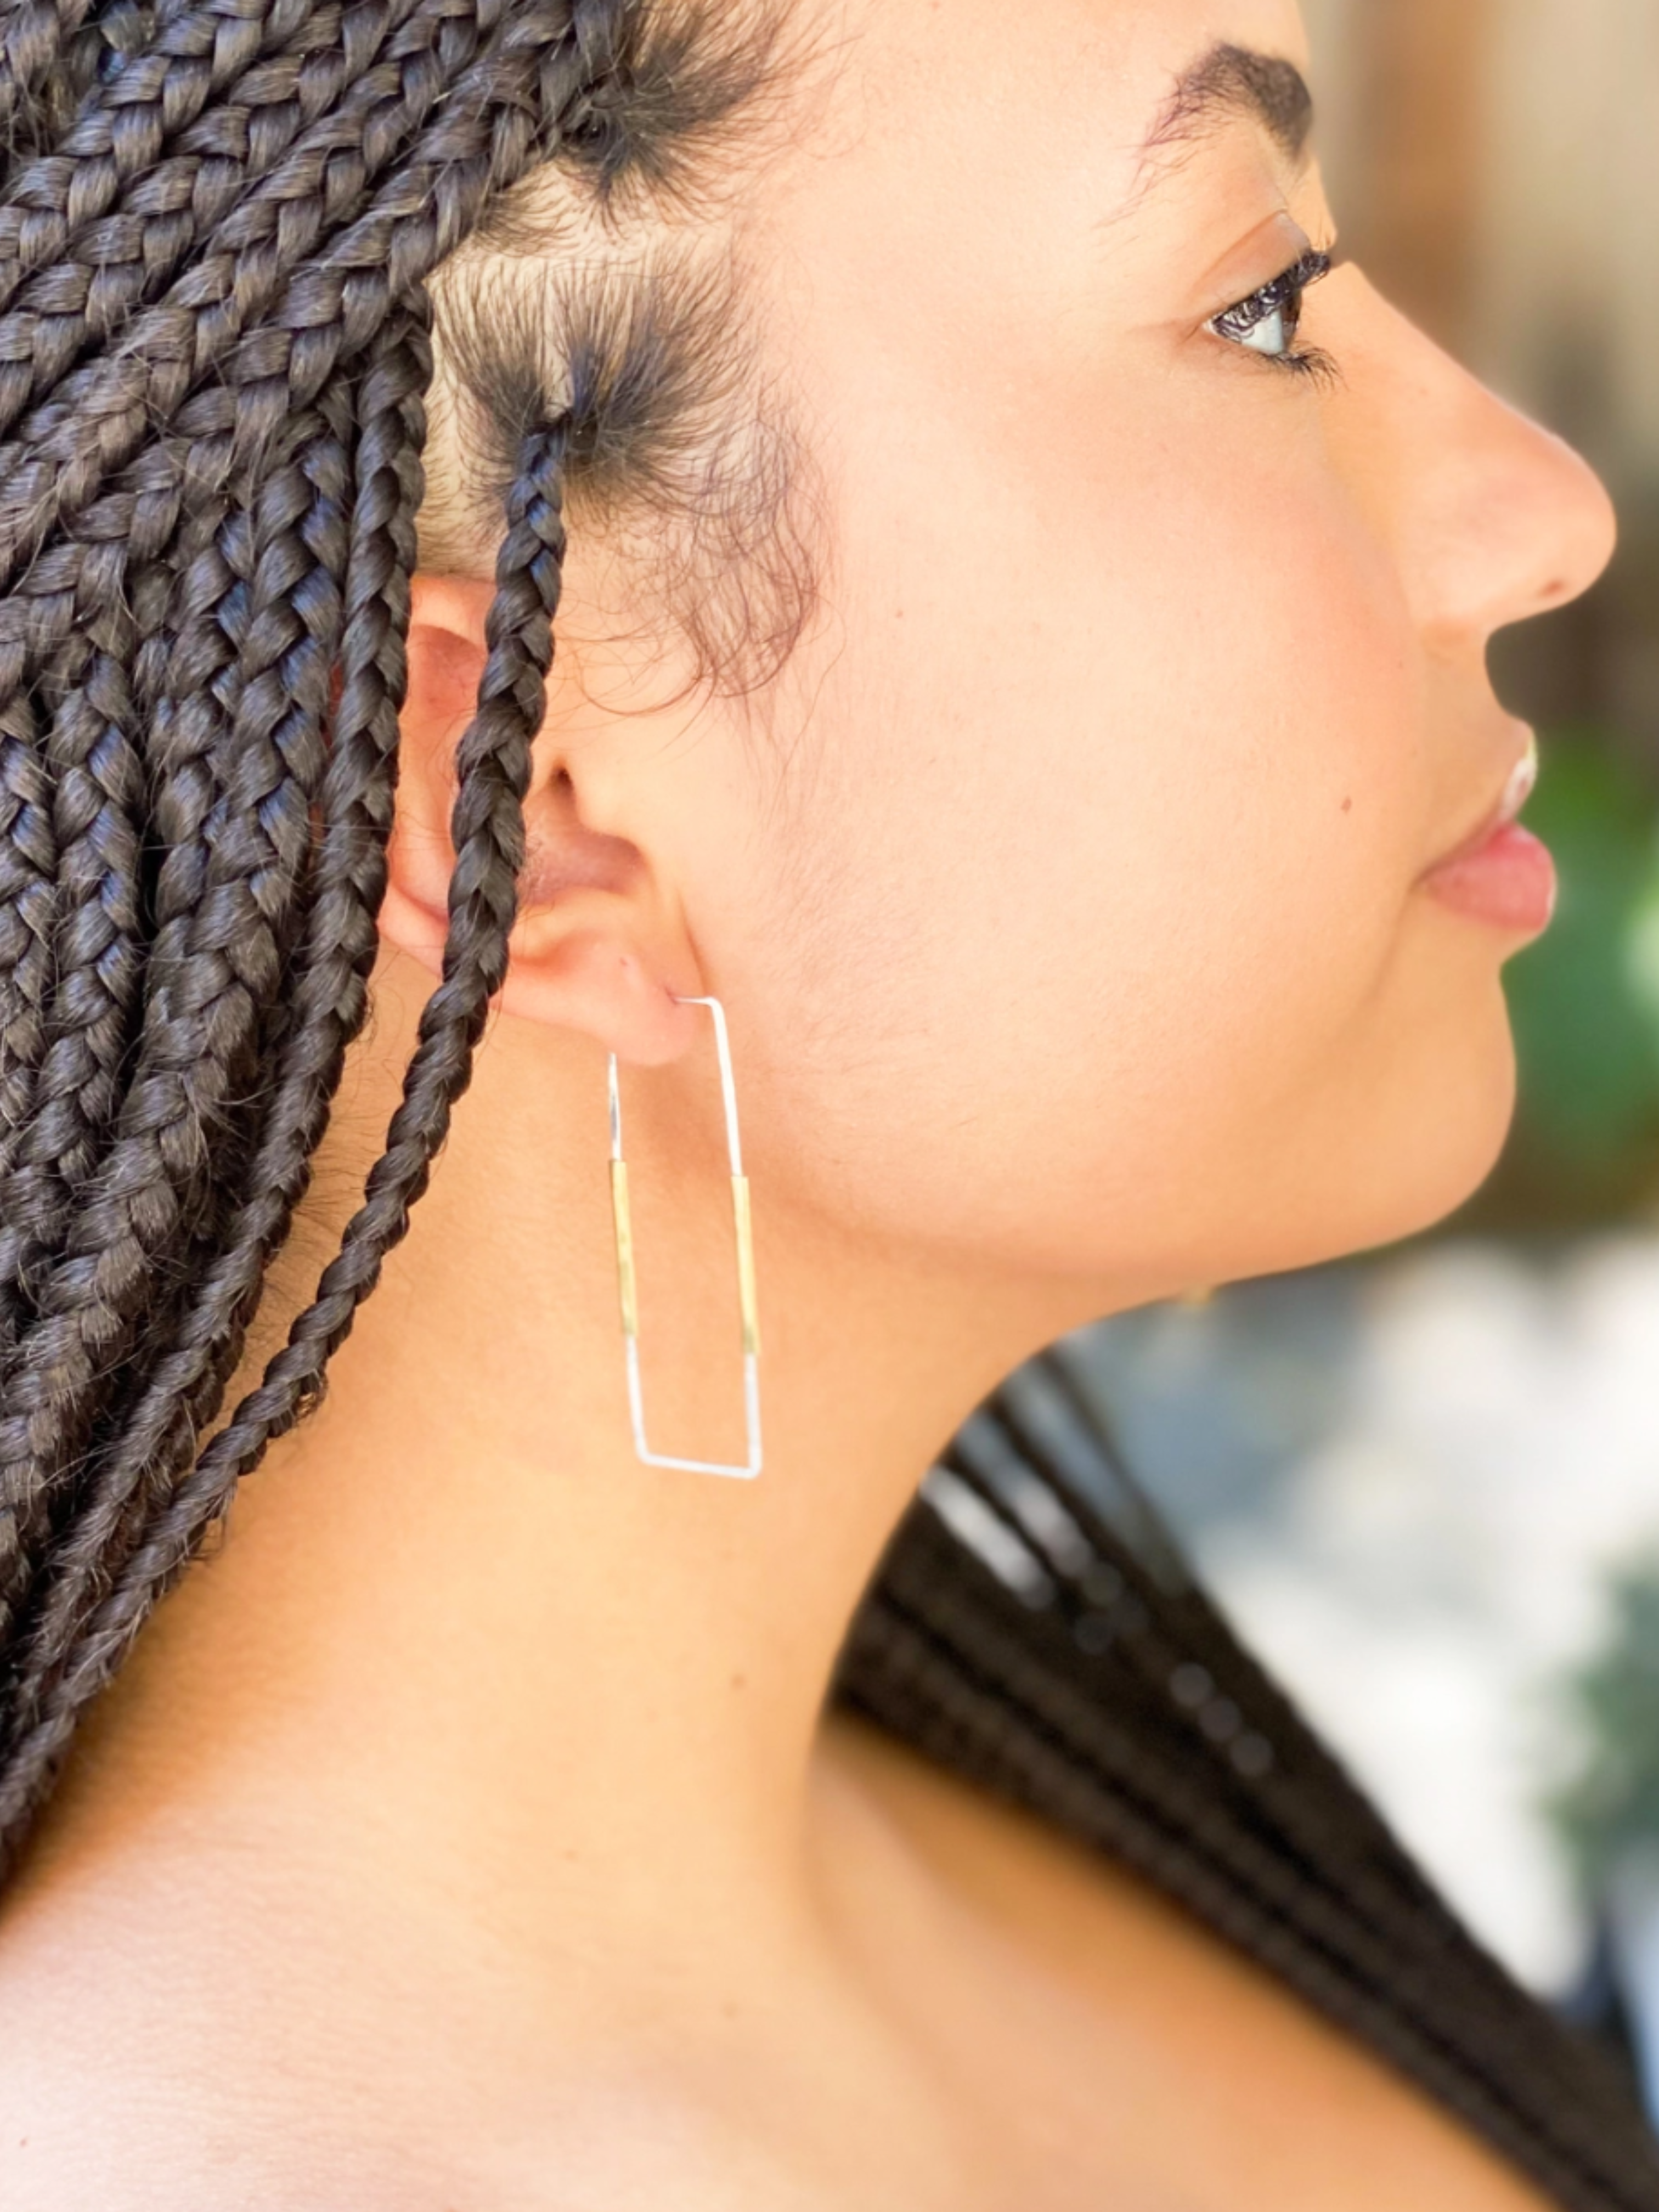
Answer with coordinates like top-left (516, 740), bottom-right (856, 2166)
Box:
top-left (606, 995), bottom-right (763, 1480)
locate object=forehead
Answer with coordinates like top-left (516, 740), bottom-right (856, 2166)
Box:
top-left (814, 0), bottom-right (1318, 285)
top-left (840, 0), bottom-right (1315, 193)
top-left (1073, 0), bottom-right (1313, 80)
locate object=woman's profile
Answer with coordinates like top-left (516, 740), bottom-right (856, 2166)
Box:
top-left (0, 0), bottom-right (1645, 2204)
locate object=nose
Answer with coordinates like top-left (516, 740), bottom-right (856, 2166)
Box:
top-left (1340, 276), bottom-right (1618, 652)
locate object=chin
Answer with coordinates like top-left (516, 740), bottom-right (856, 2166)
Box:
top-left (1404, 995), bottom-right (1520, 1225)
top-left (1313, 989), bottom-right (1522, 1269)
top-left (1194, 985), bottom-right (1522, 1293)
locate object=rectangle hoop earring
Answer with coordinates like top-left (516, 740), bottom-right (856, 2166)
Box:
top-left (607, 995), bottom-right (763, 1480)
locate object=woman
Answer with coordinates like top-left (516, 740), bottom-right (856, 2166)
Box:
top-left (0, 0), bottom-right (1641, 2203)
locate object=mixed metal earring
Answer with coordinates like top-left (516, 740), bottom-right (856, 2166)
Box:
top-left (607, 995), bottom-right (763, 1479)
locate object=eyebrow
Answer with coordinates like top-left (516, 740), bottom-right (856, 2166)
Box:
top-left (1141, 42), bottom-right (1316, 172)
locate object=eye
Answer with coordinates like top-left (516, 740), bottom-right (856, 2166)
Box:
top-left (1207, 250), bottom-right (1334, 376)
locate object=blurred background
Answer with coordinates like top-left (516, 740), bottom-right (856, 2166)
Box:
top-left (1056, 0), bottom-right (1659, 2115)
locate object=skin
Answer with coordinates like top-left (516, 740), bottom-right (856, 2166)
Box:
top-left (0, 0), bottom-right (1618, 2205)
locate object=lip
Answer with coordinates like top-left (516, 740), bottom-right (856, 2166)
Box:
top-left (1419, 729), bottom-right (1556, 936)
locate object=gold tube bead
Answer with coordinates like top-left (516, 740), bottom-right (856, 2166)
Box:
top-left (610, 1158), bottom-right (640, 1339)
top-left (731, 1175), bottom-right (760, 1356)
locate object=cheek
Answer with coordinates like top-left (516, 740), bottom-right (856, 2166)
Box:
top-left (742, 403), bottom-right (1444, 1271)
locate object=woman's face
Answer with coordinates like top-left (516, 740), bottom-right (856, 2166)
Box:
top-left (567, 0), bottom-right (1618, 1307)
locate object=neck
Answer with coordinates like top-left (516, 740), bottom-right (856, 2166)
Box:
top-left (0, 961), bottom-right (1095, 2036)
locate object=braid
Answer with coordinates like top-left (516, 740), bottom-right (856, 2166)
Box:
top-left (0, 401), bottom-right (566, 1835)
top-left (181, 410), bottom-right (568, 1471)
top-left (0, 0), bottom-right (812, 1878)
top-left (0, 307), bottom-right (424, 1760)
top-left (840, 1358), bottom-right (1659, 2212)
top-left (0, 0), bottom-right (321, 335)
top-left (0, 0), bottom-right (94, 150)
top-left (0, 582), bottom-right (144, 1356)
top-left (0, 692), bottom-right (55, 1210)
top-left (0, 0), bottom-right (530, 585)
top-left (0, 16), bottom-right (1652, 2212)
top-left (0, 0), bottom-right (617, 1873)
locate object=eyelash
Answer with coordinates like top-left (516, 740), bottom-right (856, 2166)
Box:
top-left (1207, 249), bottom-right (1339, 385)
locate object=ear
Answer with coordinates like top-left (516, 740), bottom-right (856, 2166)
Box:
top-left (378, 572), bottom-right (703, 1068)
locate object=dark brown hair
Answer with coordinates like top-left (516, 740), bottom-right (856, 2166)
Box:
top-left (0, 0), bottom-right (810, 1878)
top-left (4, 19), bottom-right (1659, 2212)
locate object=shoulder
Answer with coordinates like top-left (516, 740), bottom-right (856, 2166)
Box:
top-left (810, 1708), bottom-right (1560, 2212)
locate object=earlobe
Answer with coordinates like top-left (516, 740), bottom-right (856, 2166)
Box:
top-left (379, 572), bottom-right (703, 1069)
top-left (378, 868), bottom-right (700, 1068)
top-left (502, 928), bottom-right (702, 1066)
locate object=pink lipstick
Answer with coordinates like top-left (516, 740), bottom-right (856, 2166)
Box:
top-left (1420, 736), bottom-right (1555, 938)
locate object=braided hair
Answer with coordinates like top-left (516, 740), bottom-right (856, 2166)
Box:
top-left (3, 15), bottom-right (1658, 2212)
top-left (0, 0), bottom-right (810, 1878)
